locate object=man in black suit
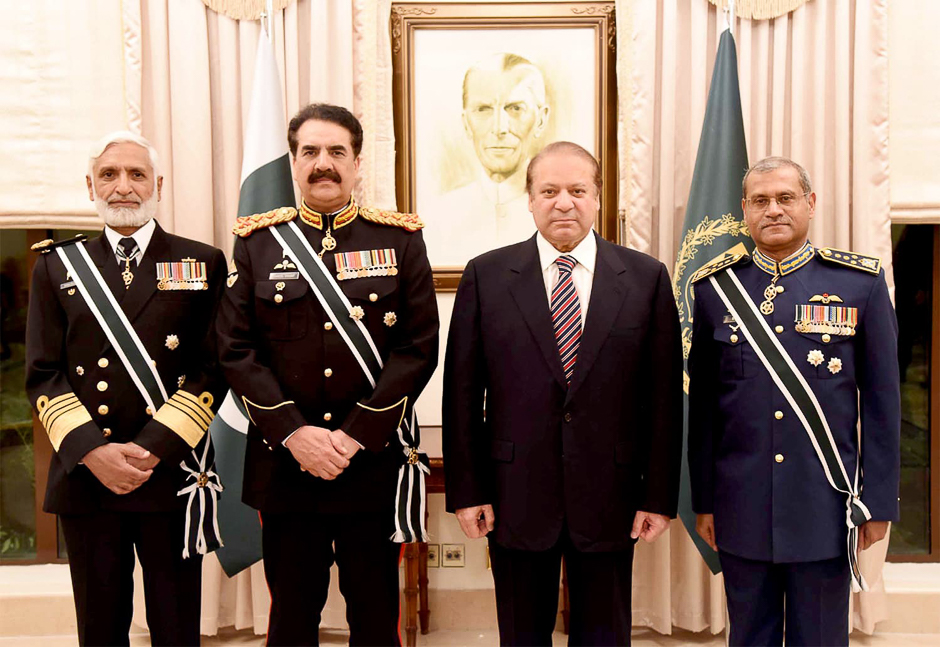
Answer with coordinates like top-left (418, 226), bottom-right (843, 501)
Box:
top-left (26, 131), bottom-right (227, 645)
top-left (443, 141), bottom-right (683, 645)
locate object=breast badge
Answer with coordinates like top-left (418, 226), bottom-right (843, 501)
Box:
top-left (384, 312), bottom-right (397, 327)
top-left (165, 334), bottom-right (180, 350)
top-left (157, 259), bottom-right (208, 291)
top-left (335, 249), bottom-right (398, 281)
top-left (349, 306), bottom-right (365, 321)
top-left (827, 357), bottom-right (843, 374)
top-left (807, 349), bottom-right (825, 367)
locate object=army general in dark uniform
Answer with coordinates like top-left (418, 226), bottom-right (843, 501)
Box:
top-left (26, 132), bottom-right (227, 645)
top-left (216, 104), bottom-right (439, 645)
top-left (688, 157), bottom-right (900, 646)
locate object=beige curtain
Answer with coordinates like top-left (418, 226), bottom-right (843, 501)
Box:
top-left (618, 0), bottom-right (892, 635)
top-left (124, 0), bottom-right (395, 634)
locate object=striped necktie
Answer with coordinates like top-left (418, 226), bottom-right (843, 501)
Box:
top-left (551, 255), bottom-right (582, 385)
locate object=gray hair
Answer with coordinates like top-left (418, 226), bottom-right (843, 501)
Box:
top-left (87, 131), bottom-right (161, 181)
top-left (462, 53), bottom-right (547, 109)
top-left (742, 156), bottom-right (812, 198)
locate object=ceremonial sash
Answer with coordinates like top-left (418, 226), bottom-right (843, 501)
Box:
top-left (708, 268), bottom-right (871, 592)
top-left (268, 221), bottom-right (429, 542)
top-left (56, 242), bottom-right (223, 558)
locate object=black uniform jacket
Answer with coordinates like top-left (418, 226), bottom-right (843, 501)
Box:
top-left (26, 223), bottom-right (228, 514)
top-left (216, 203), bottom-right (439, 514)
top-left (443, 234), bottom-right (683, 552)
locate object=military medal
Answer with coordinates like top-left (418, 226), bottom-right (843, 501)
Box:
top-left (807, 349), bottom-right (825, 367)
top-left (156, 259), bottom-right (208, 291)
top-left (827, 357), bottom-right (843, 374)
top-left (760, 275), bottom-right (781, 315)
top-left (794, 304), bottom-right (857, 336)
top-left (320, 229), bottom-right (337, 257)
top-left (335, 248), bottom-right (399, 281)
top-left (349, 306), bottom-right (365, 321)
top-left (384, 312), bottom-right (397, 327)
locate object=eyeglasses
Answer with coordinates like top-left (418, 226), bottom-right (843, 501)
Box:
top-left (745, 193), bottom-right (809, 212)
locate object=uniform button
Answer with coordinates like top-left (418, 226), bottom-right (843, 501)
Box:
top-left (730, 334), bottom-right (739, 344)
top-left (821, 333), bottom-right (831, 343)
top-left (324, 322), bottom-right (334, 331)
top-left (102, 428), bottom-right (112, 438)
top-left (323, 412), bottom-right (332, 422)
top-left (775, 285), bottom-right (785, 294)
top-left (775, 453), bottom-right (784, 463)
top-left (274, 294), bottom-right (284, 304)
top-left (774, 410), bottom-right (784, 420)
top-left (98, 405), bottom-right (109, 415)
top-left (564, 412), bottom-right (572, 423)
top-left (369, 292), bottom-right (378, 302)
top-left (98, 358), bottom-right (109, 368)
top-left (774, 325), bottom-right (784, 334)
top-left (324, 368), bottom-right (333, 377)
top-left (97, 381), bottom-right (108, 392)
top-left (146, 406), bottom-right (154, 416)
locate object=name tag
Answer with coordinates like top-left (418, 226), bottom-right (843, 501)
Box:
top-left (60, 281), bottom-right (76, 290)
top-left (269, 271), bottom-right (300, 280)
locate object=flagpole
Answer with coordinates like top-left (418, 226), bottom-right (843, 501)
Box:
top-left (727, 0), bottom-right (735, 37)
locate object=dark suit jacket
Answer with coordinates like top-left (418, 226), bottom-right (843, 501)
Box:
top-left (26, 223), bottom-right (227, 514)
top-left (443, 233), bottom-right (683, 552)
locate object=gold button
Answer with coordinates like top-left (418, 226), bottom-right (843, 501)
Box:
top-left (274, 294), bottom-right (284, 304)
top-left (98, 358), bottom-right (109, 368)
top-left (102, 428), bottom-right (112, 438)
top-left (146, 406), bottom-right (153, 416)
top-left (821, 333), bottom-right (831, 343)
top-left (324, 368), bottom-right (333, 377)
top-left (323, 412), bottom-right (332, 422)
top-left (97, 381), bottom-right (108, 392)
top-left (730, 334), bottom-right (739, 344)
top-left (98, 405), bottom-right (109, 415)
top-left (775, 453), bottom-right (784, 463)
top-left (774, 325), bottom-right (784, 334)
top-left (369, 293), bottom-right (378, 302)
top-left (775, 285), bottom-right (785, 293)
top-left (774, 410), bottom-right (784, 420)
top-left (324, 322), bottom-right (333, 331)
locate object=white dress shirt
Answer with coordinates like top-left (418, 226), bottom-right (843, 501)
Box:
top-left (104, 218), bottom-right (156, 265)
top-left (536, 229), bottom-right (597, 327)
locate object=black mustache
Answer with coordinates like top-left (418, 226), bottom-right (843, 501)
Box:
top-left (308, 169), bottom-right (341, 184)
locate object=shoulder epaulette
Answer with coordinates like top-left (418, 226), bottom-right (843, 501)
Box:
top-left (358, 206), bottom-right (424, 232)
top-left (233, 207), bottom-right (298, 237)
top-left (816, 247), bottom-right (881, 275)
top-left (690, 250), bottom-right (749, 283)
top-left (31, 234), bottom-right (88, 254)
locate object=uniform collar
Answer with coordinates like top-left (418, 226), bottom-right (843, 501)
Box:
top-left (104, 218), bottom-right (156, 263)
top-left (537, 229), bottom-right (597, 275)
top-left (299, 199), bottom-right (358, 231)
top-left (752, 240), bottom-right (815, 276)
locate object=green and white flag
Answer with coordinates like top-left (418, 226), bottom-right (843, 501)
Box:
top-left (672, 28), bottom-right (753, 574)
top-left (211, 24), bottom-right (295, 577)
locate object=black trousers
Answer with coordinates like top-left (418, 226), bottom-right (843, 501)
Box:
top-left (59, 510), bottom-right (202, 646)
top-left (261, 510), bottom-right (403, 646)
top-left (488, 532), bottom-right (636, 646)
top-left (719, 550), bottom-right (850, 647)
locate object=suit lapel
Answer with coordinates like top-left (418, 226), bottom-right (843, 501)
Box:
top-left (565, 238), bottom-right (630, 402)
top-left (119, 221), bottom-right (165, 323)
top-left (507, 237), bottom-right (568, 389)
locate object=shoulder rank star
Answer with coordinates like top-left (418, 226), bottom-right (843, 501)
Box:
top-left (827, 356), bottom-right (843, 374)
top-left (384, 312), bottom-right (397, 327)
top-left (807, 349), bottom-right (825, 367)
top-left (349, 306), bottom-right (365, 321)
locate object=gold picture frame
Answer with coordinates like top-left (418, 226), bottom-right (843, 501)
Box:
top-left (391, 2), bottom-right (618, 290)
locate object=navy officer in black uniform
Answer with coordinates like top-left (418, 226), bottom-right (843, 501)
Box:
top-left (216, 104), bottom-right (439, 645)
top-left (688, 157), bottom-right (900, 646)
top-left (26, 131), bottom-right (227, 645)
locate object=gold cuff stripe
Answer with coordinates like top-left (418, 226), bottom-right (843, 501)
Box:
top-left (37, 393), bottom-right (93, 451)
top-left (355, 396), bottom-right (408, 430)
top-left (152, 391), bottom-right (215, 448)
top-left (241, 396), bottom-right (296, 427)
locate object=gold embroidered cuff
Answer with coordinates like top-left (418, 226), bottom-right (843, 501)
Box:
top-left (37, 393), bottom-right (93, 451)
top-left (241, 396), bottom-right (297, 427)
top-left (153, 391), bottom-right (215, 448)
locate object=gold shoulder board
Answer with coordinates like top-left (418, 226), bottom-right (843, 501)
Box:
top-left (816, 247), bottom-right (881, 275)
top-left (31, 234), bottom-right (88, 254)
top-left (233, 207), bottom-right (298, 237)
top-left (690, 250), bottom-right (749, 283)
top-left (358, 206), bottom-right (424, 232)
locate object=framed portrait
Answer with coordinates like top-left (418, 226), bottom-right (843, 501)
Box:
top-left (391, 2), bottom-right (618, 289)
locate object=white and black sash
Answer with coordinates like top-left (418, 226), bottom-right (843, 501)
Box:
top-left (709, 268), bottom-right (871, 592)
top-left (269, 221), bottom-right (429, 542)
top-left (56, 241), bottom-right (222, 558)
